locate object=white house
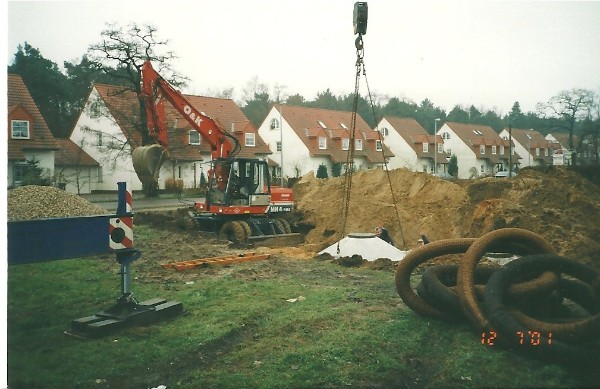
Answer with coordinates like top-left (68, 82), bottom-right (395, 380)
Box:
top-left (438, 122), bottom-right (513, 179)
top-left (70, 83), bottom-right (271, 192)
top-left (54, 138), bottom-right (100, 194)
top-left (7, 74), bottom-right (59, 188)
top-left (376, 116), bottom-right (447, 173)
top-left (257, 105), bottom-right (392, 180)
top-left (499, 128), bottom-right (556, 168)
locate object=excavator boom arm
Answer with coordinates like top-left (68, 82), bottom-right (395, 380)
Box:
top-left (141, 60), bottom-right (238, 159)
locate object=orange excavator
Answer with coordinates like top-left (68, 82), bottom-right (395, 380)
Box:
top-left (132, 60), bottom-right (297, 244)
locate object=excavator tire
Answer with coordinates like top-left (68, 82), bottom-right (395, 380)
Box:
top-left (239, 221), bottom-right (252, 238)
top-left (219, 221), bottom-right (248, 244)
top-left (277, 218), bottom-right (292, 234)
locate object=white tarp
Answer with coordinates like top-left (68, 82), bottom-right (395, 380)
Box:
top-left (318, 233), bottom-right (408, 261)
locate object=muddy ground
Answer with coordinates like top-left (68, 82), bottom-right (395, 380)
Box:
top-left (133, 165), bottom-right (600, 274)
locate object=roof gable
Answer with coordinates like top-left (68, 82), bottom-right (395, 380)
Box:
top-left (7, 74), bottom-right (59, 160)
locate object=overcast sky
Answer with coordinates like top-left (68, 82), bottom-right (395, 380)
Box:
top-left (5, 0), bottom-right (600, 116)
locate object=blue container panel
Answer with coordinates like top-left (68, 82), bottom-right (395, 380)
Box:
top-left (7, 215), bottom-right (112, 265)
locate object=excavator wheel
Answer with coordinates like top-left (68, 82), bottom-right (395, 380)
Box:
top-left (219, 221), bottom-right (248, 244)
top-left (239, 221), bottom-right (252, 238)
top-left (132, 144), bottom-right (169, 184)
top-left (276, 218), bottom-right (292, 234)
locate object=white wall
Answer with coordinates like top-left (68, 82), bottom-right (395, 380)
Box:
top-left (258, 107), bottom-right (311, 179)
top-left (438, 124), bottom-right (479, 179)
top-left (378, 118), bottom-right (419, 171)
top-left (71, 88), bottom-right (144, 192)
top-left (55, 166), bottom-right (98, 194)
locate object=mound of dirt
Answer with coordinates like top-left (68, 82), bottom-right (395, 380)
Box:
top-left (292, 167), bottom-right (600, 271)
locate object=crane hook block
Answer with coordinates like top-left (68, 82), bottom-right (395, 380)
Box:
top-left (353, 2), bottom-right (368, 35)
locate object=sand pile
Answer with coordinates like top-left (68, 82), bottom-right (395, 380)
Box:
top-left (292, 166), bottom-right (600, 271)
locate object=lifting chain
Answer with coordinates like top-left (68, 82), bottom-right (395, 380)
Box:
top-left (337, 33), bottom-right (407, 252)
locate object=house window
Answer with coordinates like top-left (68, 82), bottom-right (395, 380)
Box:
top-left (500, 146), bottom-right (505, 155)
top-left (376, 140), bottom-right (382, 151)
top-left (318, 136), bottom-right (327, 150)
top-left (545, 148), bottom-right (549, 156)
top-left (481, 165), bottom-right (485, 173)
top-left (536, 148), bottom-right (540, 156)
top-left (480, 145), bottom-right (485, 154)
top-left (342, 138), bottom-right (349, 150)
top-left (492, 145), bottom-right (497, 155)
top-left (355, 139), bottom-right (363, 151)
top-left (270, 118), bottom-right (279, 129)
top-left (96, 132), bottom-right (103, 146)
top-left (178, 165), bottom-right (182, 179)
top-left (98, 166), bottom-right (103, 183)
top-left (276, 141), bottom-right (282, 152)
top-left (442, 132), bottom-right (450, 140)
top-left (13, 163), bottom-right (27, 185)
top-left (11, 120), bottom-right (30, 139)
top-left (189, 130), bottom-right (200, 145)
top-left (245, 133), bottom-right (255, 147)
top-left (381, 127), bottom-right (389, 136)
top-left (437, 143), bottom-right (443, 153)
top-left (423, 142), bottom-right (429, 153)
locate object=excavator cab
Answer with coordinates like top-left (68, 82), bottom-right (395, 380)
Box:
top-left (207, 158), bottom-right (271, 207)
top-left (132, 144), bottom-right (169, 185)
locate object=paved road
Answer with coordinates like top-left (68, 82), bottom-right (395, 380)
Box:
top-left (86, 195), bottom-right (201, 212)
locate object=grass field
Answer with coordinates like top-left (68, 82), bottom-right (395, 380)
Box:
top-left (7, 229), bottom-right (598, 388)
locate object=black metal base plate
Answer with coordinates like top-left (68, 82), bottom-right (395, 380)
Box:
top-left (65, 298), bottom-right (185, 339)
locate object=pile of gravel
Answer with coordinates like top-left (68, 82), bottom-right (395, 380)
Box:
top-left (7, 185), bottom-right (109, 221)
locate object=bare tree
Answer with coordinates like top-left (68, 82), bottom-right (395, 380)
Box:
top-left (87, 22), bottom-right (186, 145)
top-left (537, 88), bottom-right (594, 165)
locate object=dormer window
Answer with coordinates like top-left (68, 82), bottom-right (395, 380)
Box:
top-left (340, 122), bottom-right (348, 129)
top-left (245, 133), bottom-right (255, 147)
top-left (189, 130), bottom-right (200, 145)
top-left (317, 120), bottom-right (327, 129)
top-left (12, 120), bottom-right (30, 139)
top-left (355, 139), bottom-right (363, 151)
top-left (342, 138), bottom-right (349, 150)
top-left (376, 140), bottom-right (382, 151)
top-left (318, 136), bottom-right (327, 149)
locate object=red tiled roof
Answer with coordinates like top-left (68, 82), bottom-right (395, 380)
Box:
top-left (92, 83), bottom-right (270, 159)
top-left (54, 138), bottom-right (99, 166)
top-left (7, 74), bottom-right (59, 160)
top-left (382, 116), bottom-right (446, 160)
top-left (508, 128), bottom-right (555, 163)
top-left (446, 122), bottom-right (509, 160)
top-left (278, 105), bottom-right (393, 164)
